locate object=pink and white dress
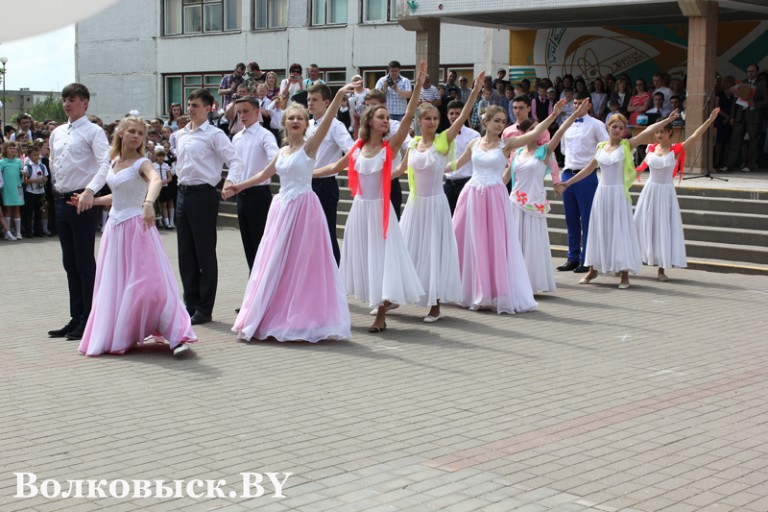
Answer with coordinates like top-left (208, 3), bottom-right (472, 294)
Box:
top-left (453, 142), bottom-right (537, 314)
top-left (233, 147), bottom-right (351, 342)
top-left (79, 157), bottom-right (196, 356)
top-left (399, 144), bottom-right (462, 307)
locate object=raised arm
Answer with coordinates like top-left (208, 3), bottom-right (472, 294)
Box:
top-left (681, 107), bottom-right (719, 152)
top-left (138, 159), bottom-right (164, 230)
top-left (445, 71), bottom-right (485, 144)
top-left (392, 149), bottom-right (409, 178)
top-left (314, 153), bottom-right (351, 178)
top-left (628, 109), bottom-right (679, 149)
top-left (547, 100), bottom-right (590, 155)
top-left (305, 81), bottom-right (361, 158)
top-left (389, 60), bottom-right (427, 151)
top-left (504, 99), bottom-right (566, 153)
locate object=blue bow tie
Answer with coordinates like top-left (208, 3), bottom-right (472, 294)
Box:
top-left (575, 118), bottom-right (584, 123)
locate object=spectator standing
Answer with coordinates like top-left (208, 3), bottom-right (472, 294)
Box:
top-left (722, 64), bottom-right (768, 173)
top-left (218, 63), bottom-right (246, 112)
top-left (375, 60), bottom-right (413, 121)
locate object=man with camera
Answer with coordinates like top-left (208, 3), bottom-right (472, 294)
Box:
top-left (375, 60), bottom-right (413, 121)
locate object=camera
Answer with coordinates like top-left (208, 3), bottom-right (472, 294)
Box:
top-left (386, 75), bottom-right (395, 87)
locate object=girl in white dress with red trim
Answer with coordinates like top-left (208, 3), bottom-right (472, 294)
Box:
top-left (315, 61), bottom-right (427, 333)
top-left (74, 117), bottom-right (196, 356)
top-left (396, 71), bottom-right (485, 322)
top-left (224, 82), bottom-right (359, 342)
top-left (555, 110), bottom-right (679, 288)
top-left (450, 100), bottom-right (565, 313)
top-left (634, 108), bottom-right (719, 281)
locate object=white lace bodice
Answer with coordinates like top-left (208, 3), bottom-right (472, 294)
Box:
top-left (353, 147), bottom-right (387, 201)
top-left (275, 146), bottom-right (315, 202)
top-left (408, 145), bottom-right (447, 197)
top-left (468, 142), bottom-right (506, 188)
top-left (645, 150), bottom-right (676, 185)
top-left (595, 147), bottom-right (627, 187)
top-left (107, 157), bottom-right (150, 224)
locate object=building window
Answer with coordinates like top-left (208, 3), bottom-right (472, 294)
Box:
top-left (312, 0), bottom-right (347, 25)
top-left (362, 0), bottom-right (396, 22)
top-left (163, 72), bottom-right (226, 113)
top-left (253, 0), bottom-right (288, 29)
top-left (164, 0), bottom-right (240, 35)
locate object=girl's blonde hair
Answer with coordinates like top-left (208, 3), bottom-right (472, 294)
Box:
top-left (281, 104), bottom-right (310, 145)
top-left (482, 105), bottom-right (507, 126)
top-left (416, 103), bottom-right (439, 121)
top-left (606, 113), bottom-right (628, 129)
top-left (109, 116), bottom-right (146, 160)
top-left (359, 104), bottom-right (389, 142)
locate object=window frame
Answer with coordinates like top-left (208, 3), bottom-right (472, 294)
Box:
top-left (360, 0), bottom-right (397, 24)
top-left (252, 0), bottom-right (289, 31)
top-left (311, 0), bottom-right (348, 27)
top-left (163, 71), bottom-right (228, 114)
top-left (162, 0), bottom-right (241, 36)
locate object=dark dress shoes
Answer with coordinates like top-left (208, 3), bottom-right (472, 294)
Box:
top-left (190, 312), bottom-right (212, 325)
top-left (65, 327), bottom-right (85, 340)
top-left (573, 265), bottom-right (590, 273)
top-left (557, 260), bottom-right (579, 272)
top-left (48, 324), bottom-right (76, 338)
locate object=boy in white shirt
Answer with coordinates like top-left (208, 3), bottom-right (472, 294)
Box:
top-left (22, 145), bottom-right (50, 237)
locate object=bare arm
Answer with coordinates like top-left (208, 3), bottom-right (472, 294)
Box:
top-left (137, 160), bottom-right (163, 229)
top-left (304, 81), bottom-right (360, 158)
top-left (223, 154), bottom-right (279, 198)
top-left (553, 158), bottom-right (599, 195)
top-left (547, 100), bottom-right (591, 155)
top-left (392, 149), bottom-right (409, 178)
top-left (314, 153), bottom-right (350, 178)
top-left (504, 99), bottom-right (566, 154)
top-left (445, 71), bottom-right (485, 144)
top-left (681, 108), bottom-right (719, 152)
top-left (628, 109), bottom-right (679, 149)
top-left (446, 139), bottom-right (475, 173)
top-left (389, 60), bottom-right (427, 151)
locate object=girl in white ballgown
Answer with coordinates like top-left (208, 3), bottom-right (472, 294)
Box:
top-left (504, 100), bottom-right (591, 293)
top-left (449, 100), bottom-right (564, 313)
top-left (314, 61), bottom-right (427, 333)
top-left (634, 108), bottom-right (719, 281)
top-left (397, 71), bottom-right (485, 322)
top-left (555, 110), bottom-right (679, 288)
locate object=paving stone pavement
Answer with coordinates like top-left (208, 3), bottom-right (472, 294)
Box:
top-left (1, 227), bottom-right (767, 512)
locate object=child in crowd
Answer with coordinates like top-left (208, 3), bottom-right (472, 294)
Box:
top-left (22, 145), bottom-right (50, 237)
top-left (0, 142), bottom-right (25, 239)
top-left (153, 148), bottom-right (173, 230)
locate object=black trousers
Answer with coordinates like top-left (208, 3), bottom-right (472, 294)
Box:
top-left (390, 177), bottom-right (403, 220)
top-left (237, 186), bottom-right (273, 272)
top-left (311, 176), bottom-right (341, 265)
top-left (443, 177), bottom-right (470, 216)
top-left (55, 195), bottom-right (97, 329)
top-left (22, 191), bottom-right (44, 236)
top-left (176, 184), bottom-right (219, 317)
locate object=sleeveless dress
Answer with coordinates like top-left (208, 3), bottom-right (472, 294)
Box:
top-left (233, 147), bottom-right (351, 342)
top-left (584, 148), bottom-right (642, 274)
top-left (399, 144), bottom-right (462, 307)
top-left (453, 142), bottom-right (537, 314)
top-left (79, 157), bottom-right (197, 356)
top-left (0, 158), bottom-right (24, 206)
top-left (510, 147), bottom-right (556, 293)
top-left (341, 147), bottom-right (425, 307)
top-left (634, 150), bottom-right (687, 269)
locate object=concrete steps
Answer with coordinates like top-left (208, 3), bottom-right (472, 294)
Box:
top-left (216, 174), bottom-right (768, 276)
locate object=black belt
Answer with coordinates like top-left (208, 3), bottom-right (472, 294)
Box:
top-left (178, 183), bottom-right (214, 191)
top-left (55, 188), bottom-right (84, 200)
top-left (312, 176), bottom-right (336, 182)
top-left (562, 169), bottom-right (581, 174)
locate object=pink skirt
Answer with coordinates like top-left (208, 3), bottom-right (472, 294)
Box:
top-left (453, 182), bottom-right (537, 314)
top-left (233, 191), bottom-right (351, 342)
top-left (79, 216), bottom-right (197, 356)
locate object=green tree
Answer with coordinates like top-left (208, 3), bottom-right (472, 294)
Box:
top-left (29, 94), bottom-right (67, 124)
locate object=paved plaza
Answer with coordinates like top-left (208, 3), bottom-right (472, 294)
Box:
top-left (1, 226), bottom-right (767, 512)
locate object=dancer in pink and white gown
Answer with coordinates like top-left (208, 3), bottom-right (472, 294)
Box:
top-left (74, 117), bottom-right (196, 356)
top-left (225, 82), bottom-right (359, 342)
top-left (451, 100), bottom-right (565, 313)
